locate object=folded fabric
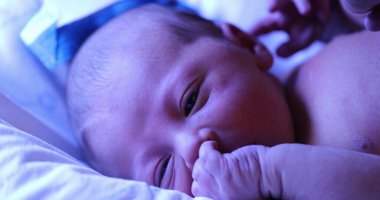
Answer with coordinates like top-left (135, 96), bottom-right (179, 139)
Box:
top-left (0, 120), bottom-right (209, 200)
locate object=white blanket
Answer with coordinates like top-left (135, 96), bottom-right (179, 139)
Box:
top-left (0, 120), bottom-right (208, 200)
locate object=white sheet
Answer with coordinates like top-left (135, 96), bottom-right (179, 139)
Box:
top-left (0, 120), bottom-right (209, 200)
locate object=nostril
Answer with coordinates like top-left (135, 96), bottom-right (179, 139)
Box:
top-left (180, 128), bottom-right (219, 172)
top-left (199, 128), bottom-right (217, 142)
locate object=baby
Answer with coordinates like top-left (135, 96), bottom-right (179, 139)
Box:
top-left (67, 1), bottom-right (380, 199)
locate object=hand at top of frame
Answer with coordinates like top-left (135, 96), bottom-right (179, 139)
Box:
top-left (250, 0), bottom-right (331, 57)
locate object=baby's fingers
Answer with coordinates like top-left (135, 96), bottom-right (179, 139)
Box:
top-left (193, 141), bottom-right (221, 180)
top-left (199, 140), bottom-right (219, 158)
top-left (277, 20), bottom-right (320, 57)
top-left (192, 151), bottom-right (219, 198)
top-left (250, 13), bottom-right (287, 36)
top-left (191, 162), bottom-right (215, 197)
top-left (292, 0), bottom-right (312, 15)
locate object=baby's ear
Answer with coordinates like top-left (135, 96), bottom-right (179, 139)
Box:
top-left (220, 23), bottom-right (273, 71)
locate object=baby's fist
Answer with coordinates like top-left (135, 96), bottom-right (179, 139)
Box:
top-left (191, 141), bottom-right (266, 200)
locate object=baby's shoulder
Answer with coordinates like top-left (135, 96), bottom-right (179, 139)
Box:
top-left (287, 31), bottom-right (380, 154)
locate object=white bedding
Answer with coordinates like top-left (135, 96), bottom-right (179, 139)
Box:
top-left (0, 0), bottom-right (324, 199)
top-left (0, 120), bottom-right (207, 199)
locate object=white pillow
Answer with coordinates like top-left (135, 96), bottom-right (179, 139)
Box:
top-left (0, 0), bottom-right (82, 159)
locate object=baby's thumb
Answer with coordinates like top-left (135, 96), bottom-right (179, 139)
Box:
top-left (199, 140), bottom-right (218, 158)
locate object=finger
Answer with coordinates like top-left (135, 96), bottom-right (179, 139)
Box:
top-left (364, 5), bottom-right (380, 31)
top-left (250, 13), bottom-right (287, 36)
top-left (191, 181), bottom-right (200, 196)
top-left (269, 0), bottom-right (290, 12)
top-left (277, 21), bottom-right (319, 57)
top-left (250, 20), bottom-right (279, 36)
top-left (191, 162), bottom-right (216, 196)
top-left (314, 0), bottom-right (331, 23)
top-left (199, 140), bottom-right (218, 158)
top-left (292, 0), bottom-right (312, 15)
top-left (269, 0), bottom-right (311, 15)
top-left (198, 141), bottom-right (223, 175)
top-left (192, 181), bottom-right (213, 199)
top-left (192, 159), bottom-right (200, 180)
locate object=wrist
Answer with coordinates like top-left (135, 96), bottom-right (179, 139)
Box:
top-left (257, 144), bottom-right (288, 200)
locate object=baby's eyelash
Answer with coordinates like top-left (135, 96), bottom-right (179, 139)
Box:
top-left (184, 87), bottom-right (199, 116)
top-left (159, 156), bottom-right (170, 187)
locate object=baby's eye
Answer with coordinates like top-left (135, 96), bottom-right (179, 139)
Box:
top-left (158, 155), bottom-right (172, 188)
top-left (184, 87), bottom-right (199, 116)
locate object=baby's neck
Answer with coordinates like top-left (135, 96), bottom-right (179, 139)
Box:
top-left (284, 68), bottom-right (309, 144)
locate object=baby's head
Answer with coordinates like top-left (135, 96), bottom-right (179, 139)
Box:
top-left (67, 4), bottom-right (294, 195)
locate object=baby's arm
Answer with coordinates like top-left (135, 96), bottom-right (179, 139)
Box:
top-left (192, 142), bottom-right (380, 200)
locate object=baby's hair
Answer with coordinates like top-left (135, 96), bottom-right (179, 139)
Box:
top-left (67, 4), bottom-right (223, 144)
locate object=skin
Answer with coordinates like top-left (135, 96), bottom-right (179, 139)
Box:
top-left (339, 0), bottom-right (380, 31)
top-left (193, 31), bottom-right (380, 199)
top-left (250, 0), bottom-right (331, 57)
top-left (72, 5), bottom-right (294, 196)
top-left (251, 0), bottom-right (380, 57)
top-left (69, 4), bottom-right (380, 199)
top-left (192, 142), bottom-right (380, 200)
top-left (287, 31), bottom-right (380, 154)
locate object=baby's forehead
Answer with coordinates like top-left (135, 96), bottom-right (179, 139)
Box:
top-left (95, 5), bottom-right (221, 48)
top-left (71, 3), bottom-right (227, 110)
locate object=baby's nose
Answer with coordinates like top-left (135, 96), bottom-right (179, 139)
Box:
top-left (198, 128), bottom-right (218, 143)
top-left (178, 128), bottom-right (218, 171)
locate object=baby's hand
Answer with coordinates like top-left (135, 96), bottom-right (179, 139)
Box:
top-left (250, 0), bottom-right (331, 57)
top-left (191, 141), bottom-right (266, 200)
top-left (340, 0), bottom-right (380, 31)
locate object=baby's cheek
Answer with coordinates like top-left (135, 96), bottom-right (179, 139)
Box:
top-left (172, 160), bottom-right (195, 195)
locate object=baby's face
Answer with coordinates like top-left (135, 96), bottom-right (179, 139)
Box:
top-left (82, 24), bottom-right (294, 195)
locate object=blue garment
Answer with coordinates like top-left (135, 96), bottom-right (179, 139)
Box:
top-left (22, 0), bottom-right (190, 70)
